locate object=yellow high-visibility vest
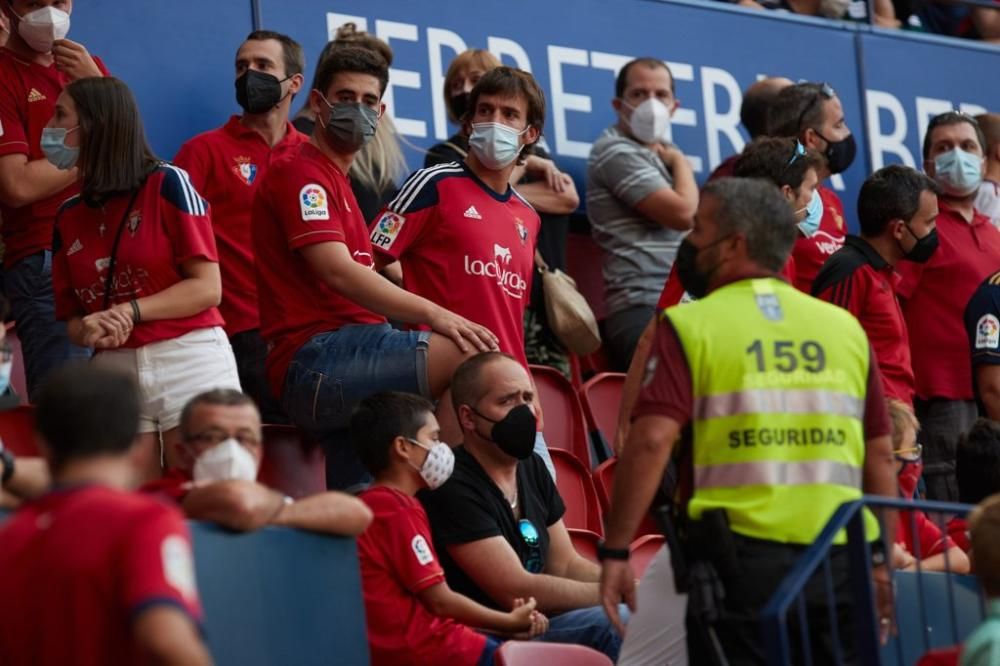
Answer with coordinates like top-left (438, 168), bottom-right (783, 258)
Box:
top-left (664, 277), bottom-right (878, 544)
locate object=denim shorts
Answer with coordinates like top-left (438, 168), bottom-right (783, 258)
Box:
top-left (282, 323), bottom-right (431, 436)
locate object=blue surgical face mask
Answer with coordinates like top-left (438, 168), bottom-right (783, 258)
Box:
top-left (0, 359), bottom-right (11, 395)
top-left (933, 147), bottom-right (984, 197)
top-left (468, 121), bottom-right (527, 170)
top-left (40, 126), bottom-right (80, 170)
top-left (797, 188), bottom-right (823, 237)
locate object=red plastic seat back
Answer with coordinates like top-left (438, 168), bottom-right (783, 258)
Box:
top-left (257, 424), bottom-right (326, 499)
top-left (496, 640), bottom-right (613, 666)
top-left (592, 457), bottom-right (659, 538)
top-left (916, 647), bottom-right (961, 666)
top-left (0, 405), bottom-right (38, 456)
top-left (630, 534), bottom-right (666, 578)
top-left (530, 364), bottom-right (591, 467)
top-left (567, 528), bottom-right (602, 564)
top-left (550, 448), bottom-right (603, 535)
top-left (579, 372), bottom-right (625, 446)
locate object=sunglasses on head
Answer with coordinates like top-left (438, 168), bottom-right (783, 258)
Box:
top-left (795, 82), bottom-right (836, 134)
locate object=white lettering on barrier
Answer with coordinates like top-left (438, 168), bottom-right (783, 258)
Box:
top-left (428, 27), bottom-right (467, 140)
top-left (547, 45), bottom-right (592, 159)
top-left (865, 89), bottom-right (914, 169)
top-left (488, 36), bottom-right (533, 72)
top-left (700, 66), bottom-right (744, 171)
top-left (376, 20), bottom-right (426, 138)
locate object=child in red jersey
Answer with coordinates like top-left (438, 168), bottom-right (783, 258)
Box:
top-left (350, 391), bottom-right (547, 666)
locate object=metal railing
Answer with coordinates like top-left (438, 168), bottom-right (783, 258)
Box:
top-left (760, 496), bottom-right (985, 665)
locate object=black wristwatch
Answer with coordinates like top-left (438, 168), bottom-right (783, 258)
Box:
top-left (0, 445), bottom-right (14, 486)
top-left (871, 539), bottom-right (887, 567)
top-left (597, 540), bottom-right (631, 562)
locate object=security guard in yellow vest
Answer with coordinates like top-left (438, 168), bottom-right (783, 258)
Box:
top-left (598, 179), bottom-right (898, 665)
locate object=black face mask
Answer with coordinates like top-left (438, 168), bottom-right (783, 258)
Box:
top-left (901, 224), bottom-right (939, 263)
top-left (449, 92), bottom-right (470, 123)
top-left (814, 130), bottom-right (857, 175)
top-left (674, 235), bottom-right (729, 300)
top-left (235, 70), bottom-right (288, 115)
top-left (472, 404), bottom-right (537, 460)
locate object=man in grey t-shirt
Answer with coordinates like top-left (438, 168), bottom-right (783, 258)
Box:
top-left (586, 57), bottom-right (698, 371)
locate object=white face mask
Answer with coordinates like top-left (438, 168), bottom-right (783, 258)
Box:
top-left (192, 438), bottom-right (259, 483)
top-left (16, 6), bottom-right (71, 54)
top-left (407, 438), bottom-right (455, 491)
top-left (624, 98), bottom-right (671, 145)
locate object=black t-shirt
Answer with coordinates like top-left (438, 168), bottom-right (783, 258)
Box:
top-left (419, 446), bottom-right (566, 609)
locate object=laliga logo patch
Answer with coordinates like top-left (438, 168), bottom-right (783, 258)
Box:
top-left (369, 211), bottom-right (406, 251)
top-left (299, 184), bottom-right (330, 221)
top-left (232, 156), bottom-right (257, 185)
top-left (976, 314), bottom-right (1000, 350)
top-left (411, 535), bottom-right (434, 566)
top-left (161, 535), bottom-right (197, 600)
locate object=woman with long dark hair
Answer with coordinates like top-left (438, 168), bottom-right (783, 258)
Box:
top-left (48, 76), bottom-right (240, 480)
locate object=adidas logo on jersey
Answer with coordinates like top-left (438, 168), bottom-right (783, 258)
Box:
top-left (66, 239), bottom-right (83, 256)
top-left (27, 88), bottom-right (46, 103)
top-left (463, 205), bottom-right (482, 220)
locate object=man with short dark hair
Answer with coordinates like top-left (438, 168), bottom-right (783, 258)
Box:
top-left (897, 112), bottom-right (1000, 502)
top-left (141, 388), bottom-right (372, 535)
top-left (420, 352), bottom-right (625, 660)
top-left (587, 57), bottom-right (698, 371)
top-left (174, 31), bottom-right (307, 423)
top-left (600, 178), bottom-right (896, 663)
top-left (0, 364), bottom-right (211, 665)
top-left (369, 66), bottom-right (554, 470)
top-left (252, 46), bottom-right (498, 491)
top-left (706, 76), bottom-right (793, 182)
top-left (814, 165), bottom-right (941, 408)
top-left (949, 419), bottom-right (1000, 552)
top-left (767, 82), bottom-right (857, 293)
top-left (0, 0), bottom-right (107, 399)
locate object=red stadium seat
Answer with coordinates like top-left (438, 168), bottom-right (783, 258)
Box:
top-left (549, 448), bottom-right (604, 535)
top-left (530, 364), bottom-right (592, 467)
top-left (579, 372), bottom-right (624, 460)
top-left (496, 640), bottom-right (613, 665)
top-left (6, 323), bottom-right (27, 402)
top-left (592, 457), bottom-right (659, 538)
top-left (629, 534), bottom-right (666, 578)
top-left (256, 424), bottom-right (326, 499)
top-left (916, 647), bottom-right (961, 665)
top-left (567, 527), bottom-right (602, 564)
top-left (0, 405), bottom-right (37, 456)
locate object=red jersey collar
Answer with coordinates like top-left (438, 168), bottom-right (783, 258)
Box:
top-left (938, 197), bottom-right (991, 227)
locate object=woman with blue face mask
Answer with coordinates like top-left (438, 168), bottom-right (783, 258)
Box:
top-left (46, 76), bottom-right (241, 483)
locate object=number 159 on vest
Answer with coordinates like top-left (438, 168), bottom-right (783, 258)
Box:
top-left (745, 340), bottom-right (826, 373)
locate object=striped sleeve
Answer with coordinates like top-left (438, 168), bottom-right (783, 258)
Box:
top-left (159, 163), bottom-right (209, 216)
top-left (385, 162), bottom-right (463, 215)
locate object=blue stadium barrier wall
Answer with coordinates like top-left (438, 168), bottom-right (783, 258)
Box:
top-left (71, 1), bottom-right (1000, 232)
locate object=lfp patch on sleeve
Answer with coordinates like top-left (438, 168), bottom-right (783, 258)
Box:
top-left (976, 314), bottom-right (1000, 349)
top-left (411, 534), bottom-right (434, 566)
top-left (299, 184), bottom-right (330, 221)
top-left (370, 211), bottom-right (406, 251)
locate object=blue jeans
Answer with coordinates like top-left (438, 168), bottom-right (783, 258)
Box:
top-left (533, 604), bottom-right (628, 661)
top-left (5, 251), bottom-right (90, 401)
top-left (282, 324), bottom-right (430, 492)
top-left (476, 636), bottom-right (502, 666)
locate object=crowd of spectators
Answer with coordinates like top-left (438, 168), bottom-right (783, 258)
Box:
top-left (1, 0), bottom-right (1000, 663)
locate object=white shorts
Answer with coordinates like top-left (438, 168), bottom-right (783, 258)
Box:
top-left (618, 546), bottom-right (689, 666)
top-left (92, 326), bottom-right (241, 433)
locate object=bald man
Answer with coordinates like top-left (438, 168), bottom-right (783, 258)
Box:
top-left (975, 113), bottom-right (1000, 227)
top-left (707, 76), bottom-right (793, 182)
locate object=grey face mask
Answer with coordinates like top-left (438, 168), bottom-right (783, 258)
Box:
top-left (319, 97), bottom-right (378, 152)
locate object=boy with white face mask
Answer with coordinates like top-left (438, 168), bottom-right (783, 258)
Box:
top-left (141, 388), bottom-right (373, 536)
top-left (0, 0), bottom-right (106, 401)
top-left (351, 391), bottom-right (548, 666)
top-left (586, 57), bottom-right (698, 372)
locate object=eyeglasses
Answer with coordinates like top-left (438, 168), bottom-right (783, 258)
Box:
top-left (184, 431), bottom-right (261, 448)
top-left (778, 141), bottom-right (808, 184)
top-left (518, 519), bottom-right (544, 574)
top-left (795, 82), bottom-right (835, 134)
top-left (894, 443), bottom-right (923, 463)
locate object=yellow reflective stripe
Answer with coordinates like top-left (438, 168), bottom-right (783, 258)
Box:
top-left (694, 460), bottom-right (862, 490)
top-left (694, 389), bottom-right (864, 420)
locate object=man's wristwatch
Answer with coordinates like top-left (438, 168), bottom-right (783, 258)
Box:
top-left (871, 539), bottom-right (887, 567)
top-left (0, 445), bottom-right (15, 486)
top-left (597, 540), bottom-right (630, 562)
